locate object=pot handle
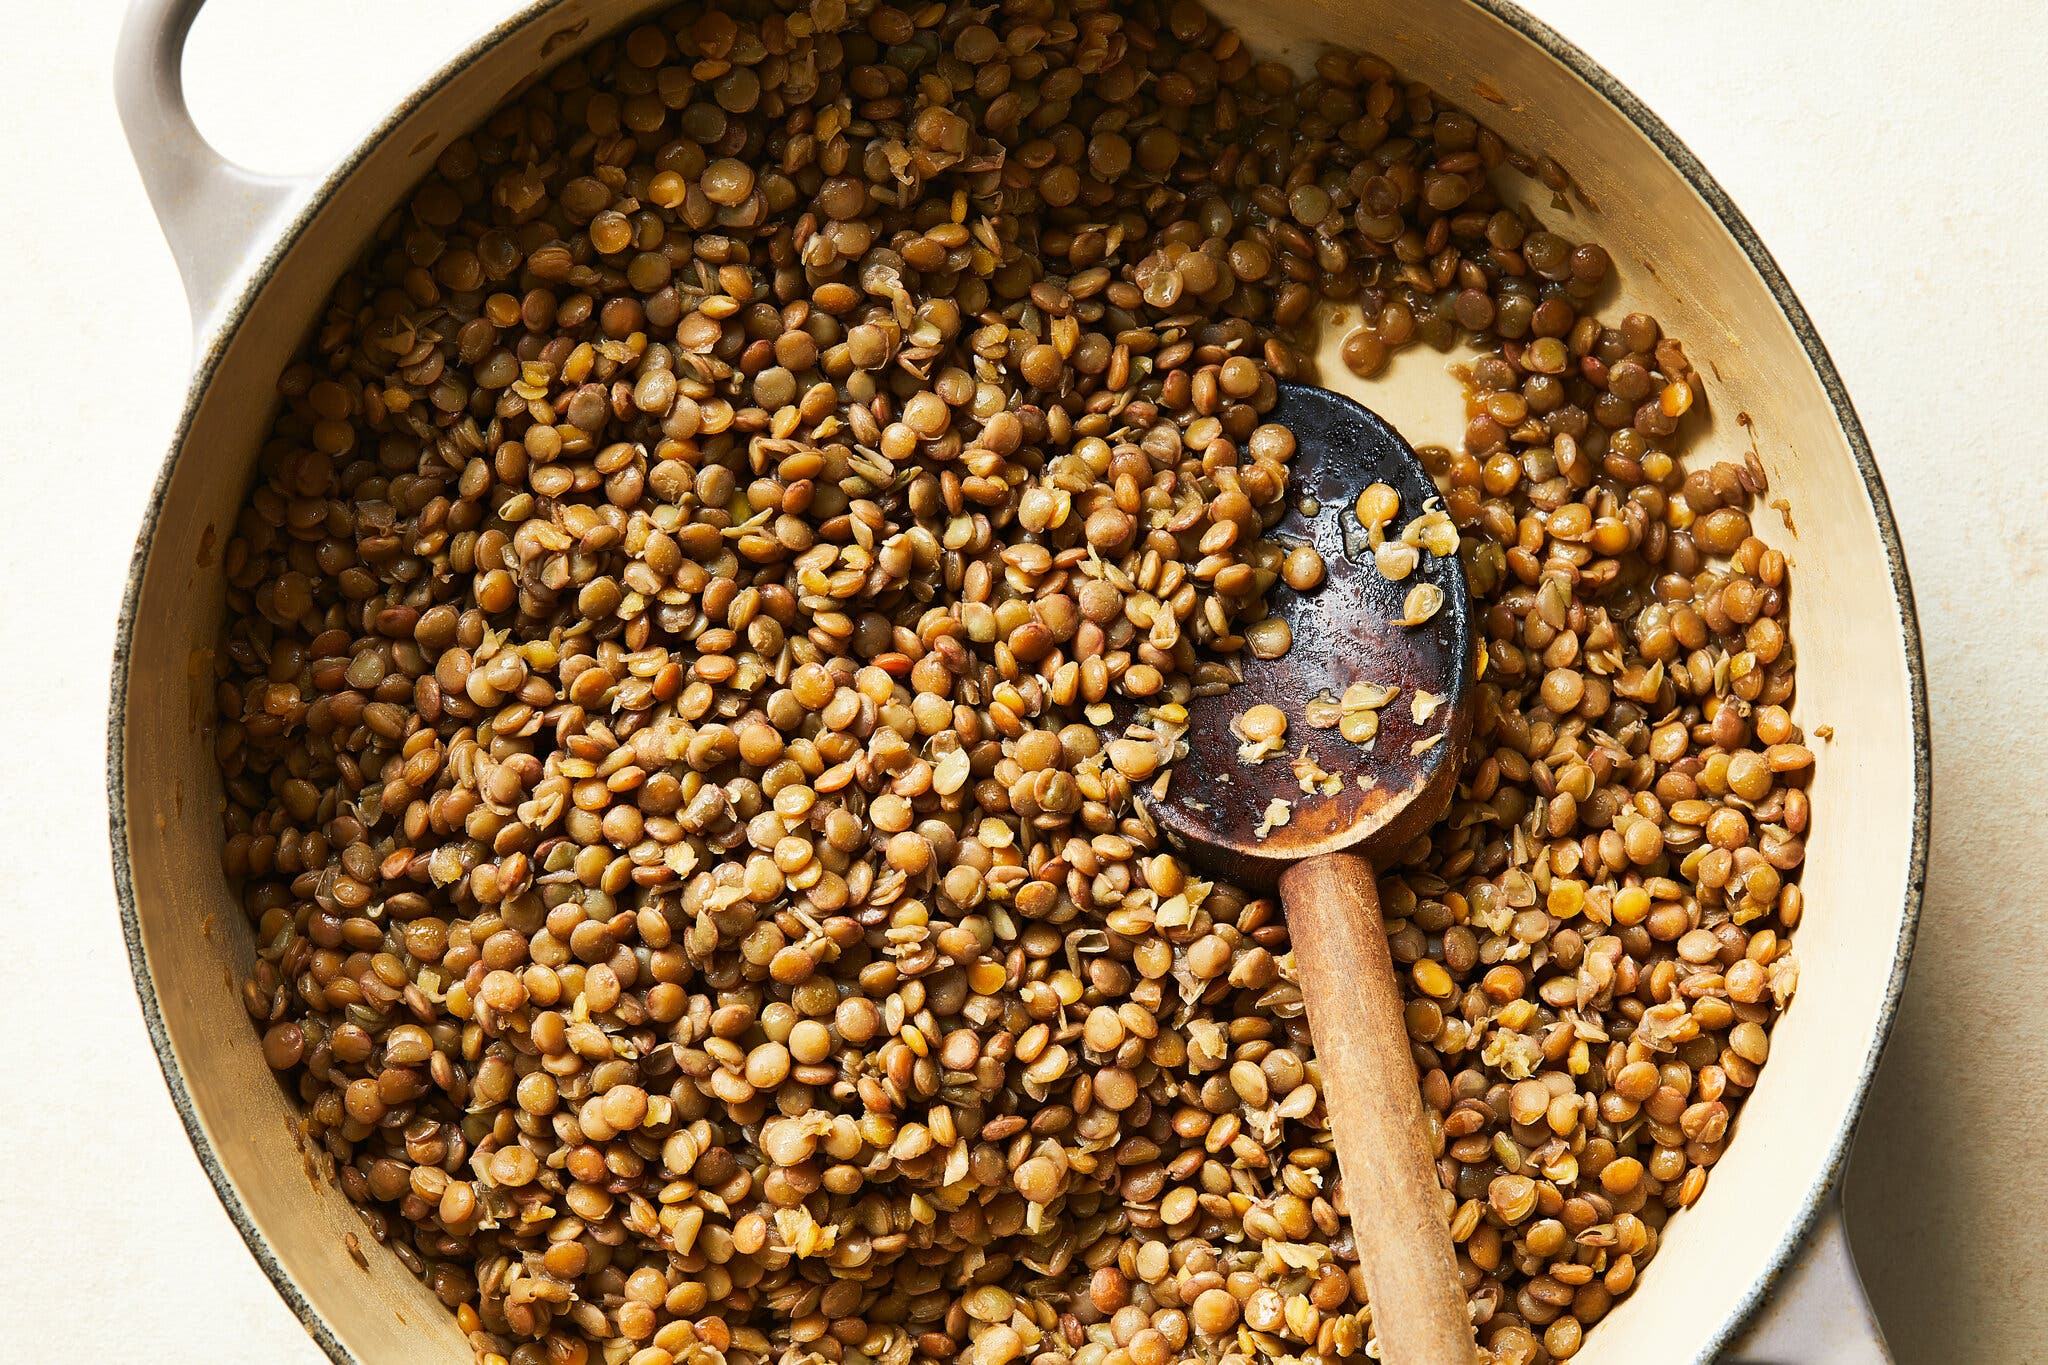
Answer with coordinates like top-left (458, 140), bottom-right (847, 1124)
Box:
top-left (1724, 1194), bottom-right (1891, 1364)
top-left (115, 0), bottom-right (315, 338)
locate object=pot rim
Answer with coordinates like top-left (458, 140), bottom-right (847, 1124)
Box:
top-left (106, 2), bottom-right (1931, 1360)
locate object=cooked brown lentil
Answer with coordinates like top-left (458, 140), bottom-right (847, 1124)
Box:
top-left (214, 2), bottom-right (1809, 1363)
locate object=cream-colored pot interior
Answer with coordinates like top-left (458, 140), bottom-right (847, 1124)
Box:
top-left (112, 1), bottom-right (1923, 1361)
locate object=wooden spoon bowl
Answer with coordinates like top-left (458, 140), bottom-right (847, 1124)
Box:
top-left (1121, 382), bottom-right (1475, 886)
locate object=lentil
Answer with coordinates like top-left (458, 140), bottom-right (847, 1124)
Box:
top-left (215, 5), bottom-right (1812, 1364)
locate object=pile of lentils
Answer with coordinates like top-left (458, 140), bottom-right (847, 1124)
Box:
top-left (216, 1), bottom-right (1812, 1362)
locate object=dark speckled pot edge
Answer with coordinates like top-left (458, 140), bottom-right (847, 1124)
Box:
top-left (106, 2), bottom-right (1929, 1361)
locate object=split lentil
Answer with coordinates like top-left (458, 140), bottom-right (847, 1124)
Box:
top-left (214, 2), bottom-right (1809, 1363)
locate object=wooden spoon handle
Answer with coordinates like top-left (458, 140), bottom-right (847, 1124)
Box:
top-left (1281, 851), bottom-right (1476, 1365)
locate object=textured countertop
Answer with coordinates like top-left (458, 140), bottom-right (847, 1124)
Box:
top-left (3, 2), bottom-right (2041, 1360)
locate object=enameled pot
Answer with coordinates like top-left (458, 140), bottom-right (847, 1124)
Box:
top-left (110, 1), bottom-right (1928, 1360)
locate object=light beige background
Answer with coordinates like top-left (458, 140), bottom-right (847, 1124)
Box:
top-left (0, 1), bottom-right (2039, 1360)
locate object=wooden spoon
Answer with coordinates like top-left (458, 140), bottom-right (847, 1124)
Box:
top-left (1105, 382), bottom-right (1478, 1365)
